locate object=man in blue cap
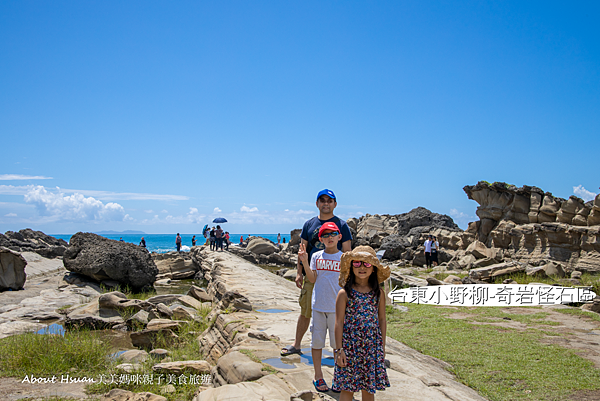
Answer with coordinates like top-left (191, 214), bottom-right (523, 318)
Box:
top-left (281, 189), bottom-right (352, 356)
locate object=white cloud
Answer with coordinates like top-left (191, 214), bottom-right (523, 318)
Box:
top-left (449, 208), bottom-right (474, 230)
top-left (60, 188), bottom-right (189, 201)
top-left (5, 213), bottom-right (17, 217)
top-left (161, 210), bottom-right (169, 214)
top-left (187, 207), bottom-right (205, 223)
top-left (144, 210), bottom-right (153, 213)
top-left (0, 174), bottom-right (53, 180)
top-left (0, 185), bottom-right (29, 195)
top-left (0, 185), bottom-right (188, 201)
top-left (450, 208), bottom-right (472, 220)
top-left (213, 207), bottom-right (222, 213)
top-left (240, 205), bottom-right (259, 213)
top-left (23, 185), bottom-right (128, 222)
top-left (573, 185), bottom-right (597, 202)
top-left (140, 208), bottom-right (205, 225)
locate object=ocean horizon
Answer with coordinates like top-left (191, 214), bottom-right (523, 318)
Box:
top-left (52, 233), bottom-right (289, 254)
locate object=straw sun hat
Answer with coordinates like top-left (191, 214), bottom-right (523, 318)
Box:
top-left (339, 245), bottom-right (391, 287)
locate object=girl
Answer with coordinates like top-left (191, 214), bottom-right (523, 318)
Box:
top-left (332, 245), bottom-right (391, 400)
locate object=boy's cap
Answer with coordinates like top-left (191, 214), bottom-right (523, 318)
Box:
top-left (316, 189), bottom-right (336, 200)
top-left (319, 222), bottom-right (340, 237)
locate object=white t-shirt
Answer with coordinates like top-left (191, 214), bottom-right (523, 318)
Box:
top-left (310, 249), bottom-right (342, 313)
top-left (424, 240), bottom-right (432, 252)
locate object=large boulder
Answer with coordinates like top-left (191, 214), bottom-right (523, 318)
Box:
top-left (379, 234), bottom-right (410, 260)
top-left (247, 238), bottom-right (278, 255)
top-left (355, 207), bottom-right (460, 240)
top-left (1, 229), bottom-right (67, 258)
top-left (63, 232), bottom-right (158, 290)
top-left (0, 247), bottom-right (27, 291)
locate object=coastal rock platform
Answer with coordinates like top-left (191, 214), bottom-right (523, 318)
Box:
top-left (191, 247), bottom-right (487, 400)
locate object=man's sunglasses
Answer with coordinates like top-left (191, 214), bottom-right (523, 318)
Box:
top-left (352, 261), bottom-right (372, 268)
top-left (320, 231), bottom-right (339, 239)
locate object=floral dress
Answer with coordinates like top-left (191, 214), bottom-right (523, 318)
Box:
top-left (332, 288), bottom-right (390, 393)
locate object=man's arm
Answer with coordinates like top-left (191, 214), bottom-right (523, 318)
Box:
top-left (341, 240), bottom-right (352, 253)
top-left (295, 238), bottom-right (308, 289)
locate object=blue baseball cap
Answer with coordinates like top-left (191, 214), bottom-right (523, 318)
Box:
top-left (316, 189), bottom-right (336, 200)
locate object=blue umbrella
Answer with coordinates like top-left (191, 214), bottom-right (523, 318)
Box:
top-left (213, 217), bottom-right (228, 223)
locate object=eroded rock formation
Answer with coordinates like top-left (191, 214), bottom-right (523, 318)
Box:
top-left (0, 229), bottom-right (67, 258)
top-left (464, 182), bottom-right (600, 272)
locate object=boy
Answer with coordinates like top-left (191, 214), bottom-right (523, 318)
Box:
top-left (298, 221), bottom-right (343, 393)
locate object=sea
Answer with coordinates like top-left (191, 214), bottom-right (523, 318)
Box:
top-left (52, 233), bottom-right (289, 254)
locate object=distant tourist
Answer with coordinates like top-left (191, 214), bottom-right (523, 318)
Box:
top-left (283, 237), bottom-right (286, 244)
top-left (424, 234), bottom-right (433, 267)
top-left (277, 233), bottom-right (281, 245)
top-left (431, 235), bottom-right (440, 267)
top-left (176, 233), bottom-right (182, 252)
top-left (224, 231), bottom-right (230, 251)
top-left (332, 245), bottom-right (391, 396)
top-left (139, 237), bottom-right (146, 248)
top-left (192, 235), bottom-right (197, 247)
top-left (203, 225), bottom-right (210, 245)
top-left (281, 189), bottom-right (352, 361)
top-left (119, 237), bottom-right (124, 242)
top-left (209, 227), bottom-right (216, 251)
top-left (215, 225), bottom-right (224, 251)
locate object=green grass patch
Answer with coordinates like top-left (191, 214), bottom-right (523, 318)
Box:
top-left (0, 303), bottom-right (212, 401)
top-left (387, 304), bottom-right (600, 400)
top-left (0, 329), bottom-right (113, 377)
top-left (555, 307), bottom-right (600, 322)
top-left (433, 272), bottom-right (468, 281)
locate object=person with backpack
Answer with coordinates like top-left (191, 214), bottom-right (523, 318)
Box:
top-left (281, 189), bottom-right (352, 357)
top-left (175, 233), bottom-right (182, 252)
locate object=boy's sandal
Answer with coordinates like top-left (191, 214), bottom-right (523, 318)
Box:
top-left (313, 378), bottom-right (329, 392)
top-left (280, 345), bottom-right (302, 356)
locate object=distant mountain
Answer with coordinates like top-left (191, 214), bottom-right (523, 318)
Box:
top-left (95, 230), bottom-right (146, 235)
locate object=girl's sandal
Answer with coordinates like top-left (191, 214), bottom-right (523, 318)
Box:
top-left (313, 378), bottom-right (329, 392)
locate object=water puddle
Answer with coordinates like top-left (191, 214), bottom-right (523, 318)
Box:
top-left (261, 348), bottom-right (335, 370)
top-left (36, 323), bottom-right (65, 336)
top-left (256, 309), bottom-right (291, 313)
top-left (261, 358), bottom-right (296, 369)
top-left (297, 348), bottom-right (335, 367)
top-left (258, 264), bottom-right (284, 274)
top-left (110, 350), bottom-right (127, 360)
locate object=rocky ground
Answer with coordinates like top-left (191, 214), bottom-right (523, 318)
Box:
top-left (0, 257), bottom-right (97, 400)
top-left (3, 243), bottom-right (600, 400)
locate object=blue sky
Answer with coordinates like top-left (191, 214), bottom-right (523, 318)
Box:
top-left (1, 1), bottom-right (598, 235)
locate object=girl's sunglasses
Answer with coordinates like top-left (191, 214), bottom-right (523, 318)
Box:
top-left (321, 231), bottom-right (339, 239)
top-left (352, 261), bottom-right (372, 268)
